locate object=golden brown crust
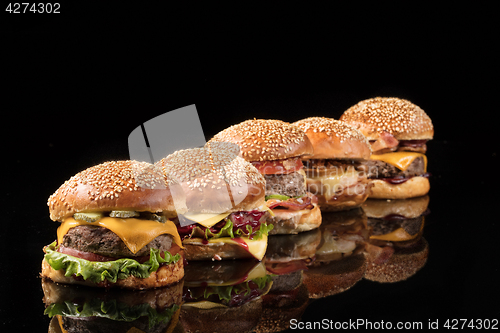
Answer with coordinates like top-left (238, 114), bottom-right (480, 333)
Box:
top-left (369, 177), bottom-right (430, 199)
top-left (292, 117), bottom-right (371, 160)
top-left (41, 257), bottom-right (184, 290)
top-left (362, 195), bottom-right (430, 219)
top-left (47, 160), bottom-right (181, 221)
top-left (208, 119), bottom-right (313, 162)
top-left (156, 147), bottom-right (266, 214)
top-left (303, 253), bottom-right (367, 299)
top-left (267, 204), bottom-right (322, 235)
top-left (340, 97), bottom-right (434, 141)
top-left (365, 238), bottom-right (429, 283)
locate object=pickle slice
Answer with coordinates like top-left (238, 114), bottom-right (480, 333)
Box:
top-left (140, 212), bottom-right (167, 223)
top-left (109, 210), bottom-right (140, 218)
top-left (73, 212), bottom-right (103, 223)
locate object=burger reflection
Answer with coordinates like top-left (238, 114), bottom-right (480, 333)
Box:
top-left (303, 208), bottom-right (370, 299)
top-left (255, 230), bottom-right (320, 332)
top-left (362, 195), bottom-right (430, 283)
top-left (180, 260), bottom-right (272, 333)
top-left (42, 278), bottom-right (183, 333)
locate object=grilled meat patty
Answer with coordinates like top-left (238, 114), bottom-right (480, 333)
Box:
top-left (61, 225), bottom-right (173, 258)
top-left (357, 156), bottom-right (426, 179)
top-left (264, 171), bottom-right (307, 197)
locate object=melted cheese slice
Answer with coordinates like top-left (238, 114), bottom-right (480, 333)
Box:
top-left (57, 217), bottom-right (183, 254)
top-left (182, 212), bottom-right (231, 228)
top-left (308, 169), bottom-right (359, 201)
top-left (370, 152), bottom-right (427, 172)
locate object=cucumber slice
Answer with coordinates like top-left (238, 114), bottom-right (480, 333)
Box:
top-left (109, 210), bottom-right (140, 218)
top-left (73, 212), bottom-right (103, 223)
top-left (265, 194), bottom-right (290, 201)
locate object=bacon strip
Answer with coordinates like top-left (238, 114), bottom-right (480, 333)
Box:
top-left (371, 131), bottom-right (399, 153)
top-left (267, 195), bottom-right (314, 210)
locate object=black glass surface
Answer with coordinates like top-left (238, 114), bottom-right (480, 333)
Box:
top-left (4, 4), bottom-right (498, 331)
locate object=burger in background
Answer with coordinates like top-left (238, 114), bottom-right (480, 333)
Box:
top-left (303, 208), bottom-right (370, 298)
top-left (42, 160), bottom-right (185, 289)
top-left (208, 119), bottom-right (321, 235)
top-left (180, 260), bottom-right (272, 333)
top-left (340, 97), bottom-right (433, 199)
top-left (292, 117), bottom-right (373, 211)
top-left (362, 196), bottom-right (430, 283)
top-left (156, 147), bottom-right (273, 261)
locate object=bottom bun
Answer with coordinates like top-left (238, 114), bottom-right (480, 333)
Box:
top-left (268, 204), bottom-right (322, 235)
top-left (303, 253), bottom-right (367, 299)
top-left (365, 237), bottom-right (429, 283)
top-left (41, 258), bottom-right (184, 290)
top-left (316, 187), bottom-right (371, 212)
top-left (369, 177), bottom-right (430, 199)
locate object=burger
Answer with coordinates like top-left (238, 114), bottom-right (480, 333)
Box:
top-left (362, 196), bottom-right (430, 282)
top-left (302, 208), bottom-right (369, 298)
top-left (42, 279), bottom-right (183, 332)
top-left (292, 117), bottom-right (373, 211)
top-left (156, 147), bottom-right (273, 261)
top-left (340, 97), bottom-right (433, 199)
top-left (180, 259), bottom-right (272, 333)
top-left (42, 160), bottom-right (185, 289)
top-left (208, 119), bottom-right (321, 235)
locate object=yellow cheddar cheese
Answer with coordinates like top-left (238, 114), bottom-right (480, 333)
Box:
top-left (57, 217), bottom-right (183, 254)
top-left (370, 152), bottom-right (427, 172)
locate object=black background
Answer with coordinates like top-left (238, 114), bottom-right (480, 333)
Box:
top-left (3, 3), bottom-right (499, 331)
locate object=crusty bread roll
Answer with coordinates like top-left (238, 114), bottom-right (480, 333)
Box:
top-left (340, 97), bottom-right (434, 141)
top-left (369, 177), bottom-right (430, 199)
top-left (293, 117), bottom-right (371, 160)
top-left (47, 160), bottom-right (184, 221)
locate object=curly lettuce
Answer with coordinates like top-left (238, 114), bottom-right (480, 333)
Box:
top-left (44, 298), bottom-right (179, 329)
top-left (44, 242), bottom-right (181, 284)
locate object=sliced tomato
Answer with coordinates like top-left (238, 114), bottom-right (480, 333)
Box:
top-left (252, 157), bottom-right (303, 175)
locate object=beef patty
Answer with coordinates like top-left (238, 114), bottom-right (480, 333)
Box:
top-left (357, 156), bottom-right (425, 179)
top-left (264, 171), bottom-right (306, 197)
top-left (61, 225), bottom-right (173, 258)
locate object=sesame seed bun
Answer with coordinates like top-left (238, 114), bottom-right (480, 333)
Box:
top-left (156, 147), bottom-right (266, 214)
top-left (47, 160), bottom-right (184, 221)
top-left (368, 176), bottom-right (430, 199)
top-left (208, 119), bottom-right (313, 162)
top-left (340, 97), bottom-right (434, 141)
top-left (292, 117), bottom-right (372, 160)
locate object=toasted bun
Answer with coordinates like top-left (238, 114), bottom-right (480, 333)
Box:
top-left (362, 195), bottom-right (430, 219)
top-left (365, 237), bottom-right (429, 283)
top-left (369, 177), bottom-right (430, 199)
top-left (47, 160), bottom-right (183, 221)
top-left (303, 253), bottom-right (367, 299)
top-left (182, 238), bottom-right (258, 261)
top-left (267, 204), bottom-right (322, 235)
top-left (41, 257), bottom-right (184, 290)
top-left (340, 97), bottom-right (434, 141)
top-left (208, 119), bottom-right (313, 162)
top-left (292, 117), bottom-right (371, 160)
top-left (157, 147), bottom-right (266, 214)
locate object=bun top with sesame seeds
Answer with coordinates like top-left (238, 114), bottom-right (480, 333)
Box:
top-left (208, 119), bottom-right (314, 162)
top-left (339, 97), bottom-right (434, 141)
top-left (292, 117), bottom-right (372, 160)
top-left (47, 160), bottom-right (184, 221)
top-left (156, 147), bottom-right (266, 214)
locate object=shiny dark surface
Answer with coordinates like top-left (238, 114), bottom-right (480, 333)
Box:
top-left (4, 4), bottom-right (498, 331)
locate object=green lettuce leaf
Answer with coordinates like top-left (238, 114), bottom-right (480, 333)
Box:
top-left (44, 298), bottom-right (179, 329)
top-left (44, 242), bottom-right (181, 284)
top-left (184, 218), bottom-right (273, 241)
